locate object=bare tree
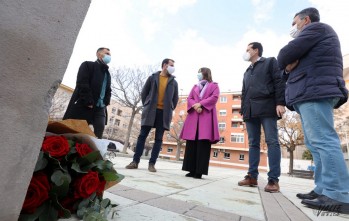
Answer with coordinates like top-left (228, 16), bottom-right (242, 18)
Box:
top-left (167, 114), bottom-right (186, 160)
top-left (49, 88), bottom-right (71, 121)
top-left (110, 65), bottom-right (158, 153)
top-left (278, 110), bottom-right (304, 174)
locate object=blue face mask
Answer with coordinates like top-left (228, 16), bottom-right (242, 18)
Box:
top-left (197, 73), bottom-right (203, 81)
top-left (102, 54), bottom-right (111, 64)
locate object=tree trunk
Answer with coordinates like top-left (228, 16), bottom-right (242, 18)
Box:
top-left (175, 143), bottom-right (181, 161)
top-left (122, 111), bottom-right (136, 153)
top-left (289, 150), bottom-right (294, 175)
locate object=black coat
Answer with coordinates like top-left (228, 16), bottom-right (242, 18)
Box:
top-left (241, 57), bottom-right (285, 120)
top-left (63, 60), bottom-right (111, 124)
top-left (141, 72), bottom-right (179, 130)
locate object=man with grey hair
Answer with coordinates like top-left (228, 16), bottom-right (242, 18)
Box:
top-left (278, 7), bottom-right (349, 213)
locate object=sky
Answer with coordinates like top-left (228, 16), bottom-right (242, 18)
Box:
top-left (62, 0), bottom-right (349, 95)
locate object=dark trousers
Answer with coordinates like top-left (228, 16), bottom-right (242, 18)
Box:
top-left (182, 139), bottom-right (211, 175)
top-left (92, 107), bottom-right (106, 139)
top-left (133, 109), bottom-right (165, 164)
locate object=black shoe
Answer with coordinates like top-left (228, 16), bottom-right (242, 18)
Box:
top-left (301, 195), bottom-right (349, 214)
top-left (194, 174), bottom-right (202, 179)
top-left (297, 190), bottom-right (320, 200)
top-left (185, 172), bottom-right (194, 177)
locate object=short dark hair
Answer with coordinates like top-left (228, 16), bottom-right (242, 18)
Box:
top-left (295, 7), bottom-right (320, 22)
top-left (198, 67), bottom-right (212, 82)
top-left (161, 58), bottom-right (175, 68)
top-left (248, 42), bottom-right (263, 57)
top-left (97, 47), bottom-right (110, 53)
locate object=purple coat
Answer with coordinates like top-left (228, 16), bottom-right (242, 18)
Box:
top-left (180, 82), bottom-right (220, 144)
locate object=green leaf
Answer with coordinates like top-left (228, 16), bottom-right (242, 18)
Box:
top-left (50, 171), bottom-right (71, 198)
top-left (50, 194), bottom-right (71, 218)
top-left (18, 202), bottom-right (47, 221)
top-left (38, 201), bottom-right (58, 221)
top-left (102, 172), bottom-right (125, 183)
top-left (72, 162), bottom-right (88, 173)
top-left (100, 199), bottom-right (110, 208)
top-left (78, 151), bottom-right (100, 166)
top-left (34, 151), bottom-right (48, 172)
top-left (68, 139), bottom-right (75, 148)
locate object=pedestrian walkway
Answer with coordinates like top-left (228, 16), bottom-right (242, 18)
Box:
top-left (104, 155), bottom-right (349, 221)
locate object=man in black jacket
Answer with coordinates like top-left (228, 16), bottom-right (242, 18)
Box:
top-left (63, 47), bottom-right (112, 139)
top-left (125, 58), bottom-right (179, 172)
top-left (238, 42), bottom-right (286, 193)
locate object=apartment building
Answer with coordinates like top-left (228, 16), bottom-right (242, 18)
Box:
top-left (159, 91), bottom-right (268, 171)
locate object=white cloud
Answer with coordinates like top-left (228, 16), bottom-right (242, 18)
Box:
top-left (170, 28), bottom-right (290, 95)
top-left (251, 0), bottom-right (276, 24)
top-left (140, 17), bottom-right (161, 41)
top-left (308, 0), bottom-right (349, 55)
top-left (148, 0), bottom-right (197, 15)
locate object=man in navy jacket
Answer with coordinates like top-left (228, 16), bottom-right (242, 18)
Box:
top-left (278, 7), bottom-right (349, 213)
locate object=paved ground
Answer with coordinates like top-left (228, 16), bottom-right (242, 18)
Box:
top-left (103, 155), bottom-right (349, 221)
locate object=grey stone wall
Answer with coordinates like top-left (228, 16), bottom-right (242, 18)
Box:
top-left (0, 1), bottom-right (90, 220)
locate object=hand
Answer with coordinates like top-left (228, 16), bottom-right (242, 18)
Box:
top-left (192, 103), bottom-right (201, 110)
top-left (196, 107), bottom-right (202, 114)
top-left (87, 105), bottom-right (93, 109)
top-left (276, 105), bottom-right (286, 117)
top-left (285, 60), bottom-right (299, 73)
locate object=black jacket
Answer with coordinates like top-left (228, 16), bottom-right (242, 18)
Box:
top-left (241, 57), bottom-right (285, 120)
top-left (63, 60), bottom-right (111, 124)
top-left (277, 22), bottom-right (347, 109)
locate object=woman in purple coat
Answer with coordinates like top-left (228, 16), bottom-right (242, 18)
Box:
top-left (180, 67), bottom-right (220, 179)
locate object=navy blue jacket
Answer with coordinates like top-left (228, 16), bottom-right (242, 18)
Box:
top-left (277, 22), bottom-right (348, 110)
top-left (241, 57), bottom-right (286, 120)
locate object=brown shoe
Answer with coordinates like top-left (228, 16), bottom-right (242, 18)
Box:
top-left (238, 174), bottom-right (258, 186)
top-left (148, 163), bottom-right (157, 172)
top-left (125, 161), bottom-right (138, 169)
top-left (264, 180), bottom-right (280, 193)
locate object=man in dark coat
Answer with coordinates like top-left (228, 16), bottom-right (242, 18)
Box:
top-left (238, 42), bottom-right (286, 193)
top-left (277, 8), bottom-right (349, 213)
top-left (63, 47), bottom-right (112, 139)
top-left (126, 58), bottom-right (179, 172)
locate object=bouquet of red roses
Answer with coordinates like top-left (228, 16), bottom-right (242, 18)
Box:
top-left (19, 134), bottom-right (124, 221)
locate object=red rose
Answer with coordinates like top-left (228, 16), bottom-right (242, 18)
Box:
top-left (74, 171), bottom-right (100, 198)
top-left (75, 143), bottom-right (93, 157)
top-left (21, 172), bottom-right (50, 214)
top-left (42, 136), bottom-right (70, 158)
top-left (96, 180), bottom-right (106, 196)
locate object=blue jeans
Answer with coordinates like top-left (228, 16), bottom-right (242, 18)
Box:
top-left (245, 117), bottom-right (281, 182)
top-left (133, 109), bottom-right (165, 165)
top-left (294, 98), bottom-right (349, 203)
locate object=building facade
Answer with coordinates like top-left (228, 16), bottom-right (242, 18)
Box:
top-left (159, 91), bottom-right (268, 171)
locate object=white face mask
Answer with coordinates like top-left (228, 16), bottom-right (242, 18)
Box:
top-left (197, 73), bottom-right (203, 81)
top-left (167, 65), bottom-right (175, 75)
top-left (290, 24), bottom-right (300, 38)
top-left (242, 52), bottom-right (251, 61)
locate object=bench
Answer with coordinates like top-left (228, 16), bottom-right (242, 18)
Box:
top-left (289, 169), bottom-right (314, 179)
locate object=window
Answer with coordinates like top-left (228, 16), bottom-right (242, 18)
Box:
top-left (239, 154), bottom-right (245, 161)
top-left (231, 134), bottom-right (244, 143)
top-left (112, 107), bottom-right (116, 114)
top-left (218, 123), bottom-right (226, 130)
top-left (220, 96), bottom-right (227, 103)
top-left (219, 137), bottom-right (225, 143)
top-left (115, 119), bottom-right (120, 126)
top-left (109, 116), bottom-right (114, 124)
top-left (213, 150), bottom-right (218, 158)
top-left (232, 109), bottom-right (240, 114)
top-left (181, 98), bottom-right (186, 103)
top-left (231, 122), bottom-right (239, 128)
top-left (224, 152), bottom-right (230, 159)
top-left (117, 109), bottom-right (122, 116)
top-left (179, 110), bottom-right (185, 116)
top-left (219, 110), bottom-right (227, 116)
top-left (167, 148), bottom-right (173, 153)
top-left (233, 95), bottom-right (240, 100)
